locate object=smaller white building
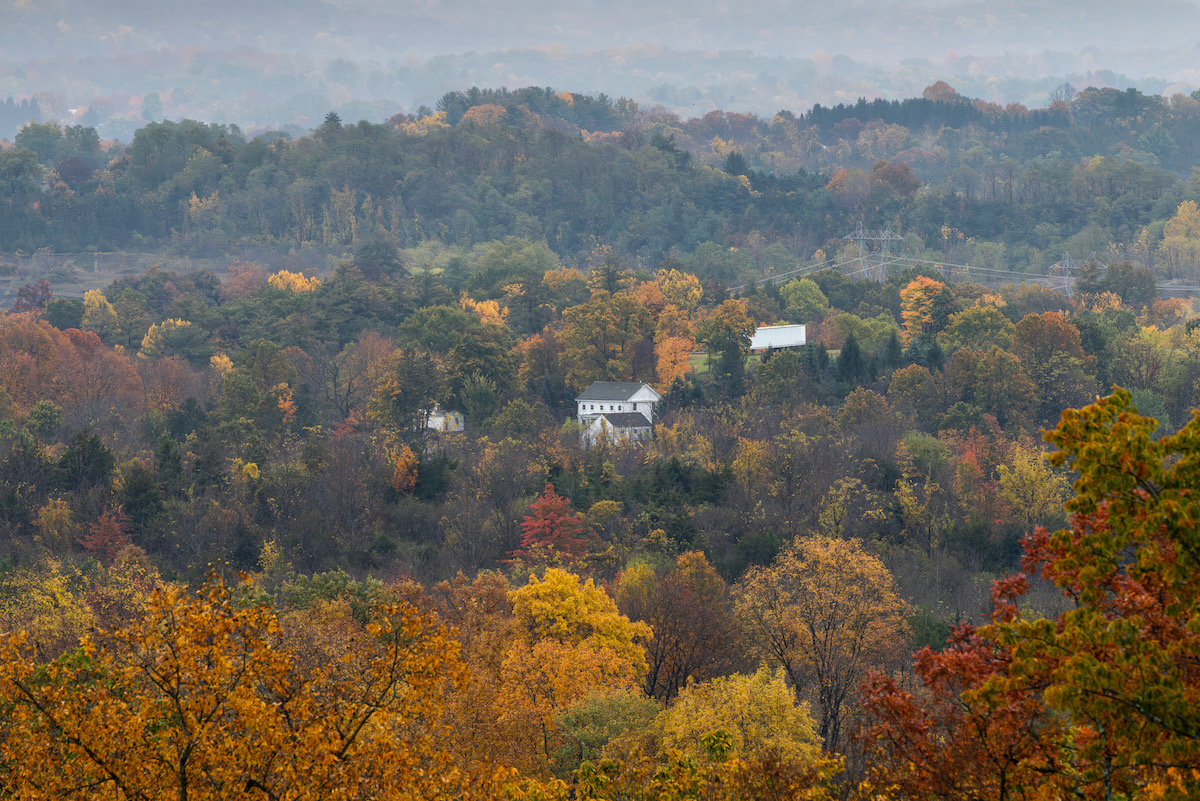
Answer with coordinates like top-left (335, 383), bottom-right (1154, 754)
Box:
top-left (583, 412), bottom-right (654, 446)
top-left (575, 381), bottom-right (661, 424)
top-left (749, 324), bottom-right (807, 351)
top-left (425, 406), bottom-right (464, 432)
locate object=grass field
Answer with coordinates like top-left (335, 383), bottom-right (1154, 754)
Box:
top-left (689, 351), bottom-right (778, 375)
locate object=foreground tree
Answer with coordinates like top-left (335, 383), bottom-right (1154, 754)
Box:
top-left (860, 607), bottom-right (1063, 800)
top-left (655, 667), bottom-right (822, 766)
top-left (615, 551), bottom-right (741, 701)
top-left (0, 578), bottom-right (468, 800)
top-left (495, 569), bottom-right (651, 776)
top-left (863, 388), bottom-right (1200, 799)
top-left (734, 536), bottom-right (910, 752)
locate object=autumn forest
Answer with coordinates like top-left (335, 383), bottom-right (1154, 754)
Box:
top-left (0, 82), bottom-right (1199, 798)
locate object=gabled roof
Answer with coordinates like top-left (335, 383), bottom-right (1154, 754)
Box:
top-left (593, 412), bottom-right (654, 428)
top-left (576, 381), bottom-right (658, 402)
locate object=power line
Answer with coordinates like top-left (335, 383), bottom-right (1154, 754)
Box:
top-left (733, 230), bottom-right (1195, 297)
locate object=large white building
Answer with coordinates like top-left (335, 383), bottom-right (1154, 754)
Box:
top-left (575, 381), bottom-right (661, 423)
top-left (575, 381), bottom-right (662, 445)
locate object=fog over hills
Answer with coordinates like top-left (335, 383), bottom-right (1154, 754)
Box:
top-left (2, 0), bottom-right (1199, 136)
top-left (5, 0), bottom-right (1199, 62)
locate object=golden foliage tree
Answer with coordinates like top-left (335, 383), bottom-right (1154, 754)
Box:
top-left (559, 290), bottom-right (654, 388)
top-left (509, 568), bottom-right (650, 672)
top-left (655, 268), bottom-right (703, 313)
top-left (655, 667), bottom-right (821, 766)
top-left (734, 536), bottom-right (911, 751)
top-left (80, 289), bottom-right (121, 343)
top-left (899, 275), bottom-right (947, 344)
top-left (0, 578), bottom-right (467, 800)
top-left (267, 269), bottom-right (321, 292)
top-left (496, 569), bottom-right (652, 775)
top-left (996, 439), bottom-right (1070, 531)
top-left (138, 318), bottom-right (195, 359)
top-left (1159, 199), bottom-right (1200, 279)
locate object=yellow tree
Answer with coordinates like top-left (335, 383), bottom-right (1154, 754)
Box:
top-left (996, 439), bottom-right (1070, 531)
top-left (734, 536), bottom-right (911, 751)
top-left (937, 304), bottom-right (1015, 352)
top-left (138, 318), bottom-right (197, 360)
top-left (559, 291), bottom-right (654, 387)
top-left (267, 269), bottom-right (321, 292)
top-left (655, 667), bottom-right (822, 766)
top-left (655, 268), bottom-right (703, 313)
top-left (509, 568), bottom-right (649, 671)
top-left (1159, 199), bottom-right (1200, 279)
top-left (496, 569), bottom-right (652, 775)
top-left (0, 578), bottom-right (467, 800)
top-left (894, 474), bottom-right (947, 556)
top-left (899, 275), bottom-right (948, 344)
top-left (80, 289), bottom-right (121, 344)
top-left (498, 639), bottom-right (646, 775)
top-left (31, 497), bottom-right (75, 555)
top-left (0, 559), bottom-right (96, 662)
top-left (816, 478), bottom-right (885, 540)
top-left (731, 437), bottom-right (773, 513)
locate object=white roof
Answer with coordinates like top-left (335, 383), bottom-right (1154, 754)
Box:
top-left (749, 324), bottom-right (807, 351)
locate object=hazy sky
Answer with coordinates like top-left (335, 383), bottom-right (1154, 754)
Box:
top-left (3, 0), bottom-right (1199, 129)
top-left (4, 0), bottom-right (1199, 63)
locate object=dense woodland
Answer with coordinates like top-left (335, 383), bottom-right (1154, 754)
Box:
top-left (0, 84), bottom-right (1199, 798)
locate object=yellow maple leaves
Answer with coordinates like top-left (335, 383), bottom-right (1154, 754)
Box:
top-left (267, 269), bottom-right (321, 292)
top-left (0, 578), bottom-right (466, 800)
top-left (656, 667), bottom-right (821, 766)
top-left (735, 536), bottom-right (911, 752)
top-left (510, 568), bottom-right (650, 671)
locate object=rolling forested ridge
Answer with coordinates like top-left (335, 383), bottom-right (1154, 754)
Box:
top-left (1, 82), bottom-right (1200, 798)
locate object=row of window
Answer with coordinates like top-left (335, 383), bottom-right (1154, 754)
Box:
top-left (584, 404), bottom-right (630, 412)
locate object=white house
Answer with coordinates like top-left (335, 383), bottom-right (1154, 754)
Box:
top-left (749, 324), bottom-right (807, 351)
top-left (575, 381), bottom-right (661, 424)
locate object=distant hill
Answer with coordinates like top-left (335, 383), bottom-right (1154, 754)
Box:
top-left (1, 1), bottom-right (1197, 140)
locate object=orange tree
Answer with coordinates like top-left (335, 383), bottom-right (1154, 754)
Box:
top-left (0, 578), bottom-right (468, 800)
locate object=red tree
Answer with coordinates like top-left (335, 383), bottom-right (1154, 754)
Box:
top-left (79, 509), bottom-right (132, 566)
top-left (509, 484), bottom-right (588, 568)
top-left (12, 280), bottom-right (51, 312)
top-left (860, 578), bottom-right (1063, 800)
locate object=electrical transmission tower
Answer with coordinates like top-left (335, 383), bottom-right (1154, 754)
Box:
top-left (1048, 252), bottom-right (1105, 297)
top-left (843, 222), bottom-right (903, 282)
